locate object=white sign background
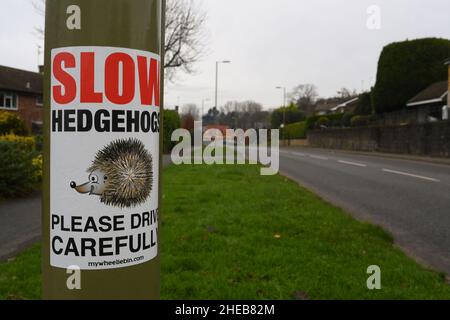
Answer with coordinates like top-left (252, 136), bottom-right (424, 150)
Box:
top-left (50, 46), bottom-right (160, 270)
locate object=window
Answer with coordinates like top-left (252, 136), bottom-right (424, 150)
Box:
top-left (0, 92), bottom-right (17, 110)
top-left (36, 95), bottom-right (43, 107)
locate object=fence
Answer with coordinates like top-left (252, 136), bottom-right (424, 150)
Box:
top-left (307, 120), bottom-right (450, 158)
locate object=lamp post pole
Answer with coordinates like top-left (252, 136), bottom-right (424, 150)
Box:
top-left (43, 0), bottom-right (164, 300)
top-left (215, 60), bottom-right (231, 108)
top-left (276, 86), bottom-right (287, 143)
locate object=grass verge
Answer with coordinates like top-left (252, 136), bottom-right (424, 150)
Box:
top-left (1, 164), bottom-right (449, 299)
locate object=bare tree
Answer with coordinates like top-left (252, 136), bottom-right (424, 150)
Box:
top-left (289, 84), bottom-right (318, 105)
top-left (289, 84), bottom-right (318, 116)
top-left (32, 0), bottom-right (208, 80)
top-left (164, 0), bottom-right (208, 80)
top-left (337, 87), bottom-right (357, 99)
top-left (182, 103), bottom-right (200, 120)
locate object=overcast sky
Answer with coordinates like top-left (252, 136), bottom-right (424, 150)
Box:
top-left (1, 0), bottom-right (449, 111)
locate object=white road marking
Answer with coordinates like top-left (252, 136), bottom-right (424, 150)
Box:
top-left (291, 152), bottom-right (306, 157)
top-left (382, 169), bottom-right (440, 182)
top-left (309, 155), bottom-right (328, 160)
top-left (338, 160), bottom-right (367, 167)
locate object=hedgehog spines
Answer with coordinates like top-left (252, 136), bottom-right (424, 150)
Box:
top-left (89, 138), bottom-right (153, 208)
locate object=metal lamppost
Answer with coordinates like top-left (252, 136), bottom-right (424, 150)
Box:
top-left (276, 86), bottom-right (287, 143)
top-left (215, 60), bottom-right (231, 108)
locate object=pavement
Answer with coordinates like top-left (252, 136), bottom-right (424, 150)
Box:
top-left (279, 147), bottom-right (450, 274)
top-left (0, 193), bottom-right (42, 262)
top-left (0, 155), bottom-right (173, 262)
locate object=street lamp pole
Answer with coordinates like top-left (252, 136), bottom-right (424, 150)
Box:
top-left (215, 60), bottom-right (231, 109)
top-left (276, 86), bottom-right (287, 144)
top-left (276, 86), bottom-right (287, 126)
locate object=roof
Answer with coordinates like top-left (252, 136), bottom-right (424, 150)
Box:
top-left (315, 102), bottom-right (339, 112)
top-left (0, 65), bottom-right (43, 94)
top-left (331, 97), bottom-right (359, 111)
top-left (407, 81), bottom-right (448, 107)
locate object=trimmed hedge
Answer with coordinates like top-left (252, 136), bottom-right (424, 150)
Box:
top-left (350, 115), bottom-right (369, 127)
top-left (354, 92), bottom-right (373, 116)
top-left (0, 111), bottom-right (28, 136)
top-left (372, 38), bottom-right (450, 114)
top-left (285, 121), bottom-right (307, 139)
top-left (306, 113), bottom-right (345, 130)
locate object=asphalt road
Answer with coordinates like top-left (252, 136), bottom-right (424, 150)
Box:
top-left (279, 147), bottom-right (450, 274)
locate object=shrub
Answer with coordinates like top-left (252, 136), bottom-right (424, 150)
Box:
top-left (0, 140), bottom-right (38, 198)
top-left (327, 113), bottom-right (345, 127)
top-left (354, 92), bottom-right (373, 115)
top-left (350, 115), bottom-right (370, 127)
top-left (341, 113), bottom-right (354, 127)
top-left (285, 121), bottom-right (307, 139)
top-left (0, 133), bottom-right (35, 151)
top-left (315, 117), bottom-right (330, 129)
top-left (0, 111), bottom-right (28, 136)
top-left (33, 154), bottom-right (43, 183)
top-left (163, 109), bottom-right (181, 153)
top-left (271, 103), bottom-right (306, 129)
top-left (372, 38), bottom-right (450, 114)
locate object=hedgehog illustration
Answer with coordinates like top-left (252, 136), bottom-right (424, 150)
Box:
top-left (70, 138), bottom-right (153, 209)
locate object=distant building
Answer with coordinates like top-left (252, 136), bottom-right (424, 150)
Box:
top-left (0, 65), bottom-right (43, 133)
top-left (406, 81), bottom-right (448, 122)
top-left (314, 102), bottom-right (339, 116)
top-left (203, 125), bottom-right (230, 144)
top-left (331, 97), bottom-right (359, 114)
top-left (314, 97), bottom-right (353, 116)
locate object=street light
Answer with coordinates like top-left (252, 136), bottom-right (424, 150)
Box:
top-left (276, 86), bottom-right (287, 139)
top-left (215, 60), bottom-right (231, 109)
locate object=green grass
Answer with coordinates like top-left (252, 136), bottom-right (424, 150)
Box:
top-left (1, 164), bottom-right (450, 299)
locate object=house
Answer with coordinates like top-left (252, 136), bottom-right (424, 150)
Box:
top-left (0, 65), bottom-right (43, 133)
top-left (331, 97), bottom-right (359, 114)
top-left (406, 81), bottom-right (448, 122)
top-left (314, 97), bottom-right (350, 116)
top-left (404, 59), bottom-right (450, 123)
top-left (203, 124), bottom-right (230, 144)
top-left (314, 102), bottom-right (340, 116)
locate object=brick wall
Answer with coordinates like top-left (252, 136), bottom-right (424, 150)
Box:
top-left (17, 93), bottom-right (43, 132)
top-left (308, 121), bottom-right (450, 158)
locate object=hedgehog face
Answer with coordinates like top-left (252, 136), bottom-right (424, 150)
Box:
top-left (70, 138), bottom-right (153, 209)
top-left (71, 170), bottom-right (109, 196)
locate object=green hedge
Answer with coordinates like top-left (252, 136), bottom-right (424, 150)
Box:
top-left (306, 113), bottom-right (345, 130)
top-left (285, 121), bottom-right (306, 139)
top-left (271, 104), bottom-right (306, 129)
top-left (163, 109), bottom-right (181, 153)
top-left (372, 38), bottom-right (450, 114)
top-left (0, 111), bottom-right (28, 136)
top-left (0, 136), bottom-right (40, 198)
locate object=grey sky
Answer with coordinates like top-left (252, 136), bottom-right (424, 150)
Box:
top-left (1, 0), bottom-right (449, 110)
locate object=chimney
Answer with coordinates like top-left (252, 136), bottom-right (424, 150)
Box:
top-left (38, 65), bottom-right (44, 74)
